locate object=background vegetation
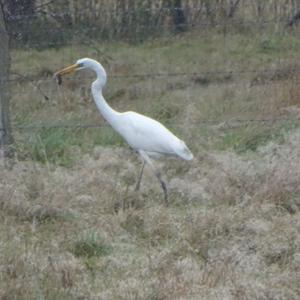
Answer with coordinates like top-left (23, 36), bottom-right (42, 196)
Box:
top-left (5, 0), bottom-right (300, 46)
top-left (1, 1), bottom-right (300, 299)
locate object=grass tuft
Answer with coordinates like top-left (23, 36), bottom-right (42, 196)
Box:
top-left (71, 231), bottom-right (112, 258)
top-left (217, 125), bottom-right (285, 153)
top-left (14, 126), bottom-right (124, 167)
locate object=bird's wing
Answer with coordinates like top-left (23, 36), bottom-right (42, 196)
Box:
top-left (119, 112), bottom-right (193, 160)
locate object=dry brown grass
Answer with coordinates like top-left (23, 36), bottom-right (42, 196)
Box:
top-left (1, 134), bottom-right (300, 299)
top-left (2, 126), bottom-right (300, 298)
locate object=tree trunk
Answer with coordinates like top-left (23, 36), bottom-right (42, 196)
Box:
top-left (0, 1), bottom-right (12, 157)
top-left (227, 0), bottom-right (241, 18)
top-left (6, 0), bottom-right (35, 17)
top-left (287, 9), bottom-right (300, 27)
top-left (173, 0), bottom-right (186, 32)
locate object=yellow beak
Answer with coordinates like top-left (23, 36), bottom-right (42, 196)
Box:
top-left (54, 63), bottom-right (79, 77)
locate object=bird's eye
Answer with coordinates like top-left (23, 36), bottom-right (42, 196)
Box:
top-left (77, 63), bottom-right (84, 68)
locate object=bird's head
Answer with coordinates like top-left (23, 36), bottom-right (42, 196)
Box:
top-left (54, 58), bottom-right (107, 87)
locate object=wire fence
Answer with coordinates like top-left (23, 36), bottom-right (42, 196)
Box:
top-left (7, 117), bottom-right (300, 132)
top-left (5, 67), bottom-right (300, 83)
top-left (5, 5), bottom-right (300, 138)
top-left (6, 65), bottom-right (300, 105)
top-left (8, 69), bottom-right (300, 130)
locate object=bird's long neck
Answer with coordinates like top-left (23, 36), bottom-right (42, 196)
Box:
top-left (91, 79), bottom-right (120, 125)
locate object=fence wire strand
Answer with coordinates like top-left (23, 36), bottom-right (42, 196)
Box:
top-left (4, 67), bottom-right (300, 84)
top-left (5, 116), bottom-right (300, 133)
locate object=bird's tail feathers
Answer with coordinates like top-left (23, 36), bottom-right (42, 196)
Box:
top-left (175, 140), bottom-right (194, 160)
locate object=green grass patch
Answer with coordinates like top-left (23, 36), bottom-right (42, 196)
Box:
top-left (259, 37), bottom-right (282, 54)
top-left (91, 126), bottom-right (124, 146)
top-left (217, 124), bottom-right (284, 154)
top-left (217, 120), bottom-right (300, 154)
top-left (32, 128), bottom-right (73, 166)
top-left (71, 231), bottom-right (112, 258)
top-left (14, 125), bottom-right (124, 167)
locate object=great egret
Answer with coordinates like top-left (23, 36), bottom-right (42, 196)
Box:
top-left (54, 58), bottom-right (193, 204)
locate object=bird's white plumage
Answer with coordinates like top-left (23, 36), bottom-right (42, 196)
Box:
top-left (55, 58), bottom-right (193, 203)
top-left (108, 110), bottom-right (193, 160)
top-left (78, 58), bottom-right (193, 161)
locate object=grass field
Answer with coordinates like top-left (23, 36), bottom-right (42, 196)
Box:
top-left (1, 28), bottom-right (300, 299)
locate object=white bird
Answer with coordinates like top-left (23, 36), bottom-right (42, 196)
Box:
top-left (54, 58), bottom-right (193, 204)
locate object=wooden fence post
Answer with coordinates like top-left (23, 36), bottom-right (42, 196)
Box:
top-left (0, 1), bottom-right (12, 158)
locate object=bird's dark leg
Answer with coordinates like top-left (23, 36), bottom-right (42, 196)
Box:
top-left (138, 150), bottom-right (168, 205)
top-left (135, 160), bottom-right (145, 191)
top-left (154, 169), bottom-right (168, 205)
